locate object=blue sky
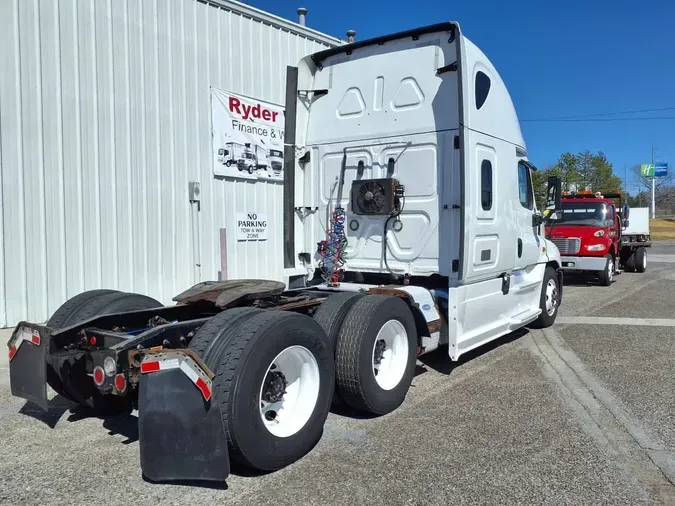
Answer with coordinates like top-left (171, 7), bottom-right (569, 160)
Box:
top-left (245, 0), bottom-right (674, 194)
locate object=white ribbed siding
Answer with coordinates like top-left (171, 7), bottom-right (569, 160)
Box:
top-left (0, 0), bottom-right (339, 327)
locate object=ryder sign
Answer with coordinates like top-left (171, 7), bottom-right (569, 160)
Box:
top-left (211, 88), bottom-right (285, 182)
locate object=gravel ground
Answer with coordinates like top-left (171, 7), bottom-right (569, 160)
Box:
top-left (1, 243), bottom-right (673, 505)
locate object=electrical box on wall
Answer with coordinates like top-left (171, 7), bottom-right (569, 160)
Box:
top-left (188, 182), bottom-right (201, 203)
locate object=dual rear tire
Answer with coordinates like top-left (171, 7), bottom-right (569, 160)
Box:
top-left (187, 293), bottom-right (419, 474)
top-left (188, 309), bottom-right (334, 473)
top-left (46, 289), bottom-right (163, 412)
top-left (622, 247), bottom-right (647, 273)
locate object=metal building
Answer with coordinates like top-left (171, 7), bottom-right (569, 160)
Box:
top-left (0, 0), bottom-right (342, 327)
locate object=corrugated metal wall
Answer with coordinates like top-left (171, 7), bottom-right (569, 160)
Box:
top-left (0, 0), bottom-right (338, 327)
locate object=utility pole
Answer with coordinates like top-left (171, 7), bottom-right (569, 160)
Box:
top-left (651, 144), bottom-right (656, 219)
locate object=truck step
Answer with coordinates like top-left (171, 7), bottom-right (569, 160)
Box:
top-left (510, 308), bottom-right (541, 325)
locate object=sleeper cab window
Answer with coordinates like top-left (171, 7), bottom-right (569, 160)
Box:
top-left (517, 162), bottom-right (533, 210)
top-left (475, 71), bottom-right (491, 110)
top-left (481, 160), bottom-right (492, 210)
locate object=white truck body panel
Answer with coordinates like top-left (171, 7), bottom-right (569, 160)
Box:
top-left (624, 207), bottom-right (650, 236)
top-left (288, 23), bottom-right (561, 360)
top-left (254, 145), bottom-right (269, 169)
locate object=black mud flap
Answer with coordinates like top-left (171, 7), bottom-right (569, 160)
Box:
top-left (138, 368), bottom-right (230, 483)
top-left (557, 269), bottom-right (564, 301)
top-left (8, 324), bottom-right (49, 411)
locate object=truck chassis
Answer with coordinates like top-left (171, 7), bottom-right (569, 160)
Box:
top-left (7, 276), bottom-right (561, 482)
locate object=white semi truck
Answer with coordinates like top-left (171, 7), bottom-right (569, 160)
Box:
top-left (7, 22), bottom-right (564, 483)
top-left (268, 148), bottom-right (284, 176)
top-left (217, 142), bottom-right (257, 174)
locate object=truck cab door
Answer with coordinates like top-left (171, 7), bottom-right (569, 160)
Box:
top-left (514, 161), bottom-right (542, 270)
top-left (608, 204), bottom-right (621, 250)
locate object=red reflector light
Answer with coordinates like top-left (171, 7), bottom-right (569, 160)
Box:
top-left (114, 374), bottom-right (127, 393)
top-left (89, 336), bottom-right (97, 346)
top-left (140, 361), bottom-right (160, 374)
top-left (8, 345), bottom-right (17, 361)
top-left (195, 377), bottom-right (212, 402)
top-left (93, 366), bottom-right (105, 386)
top-left (30, 334), bottom-right (40, 345)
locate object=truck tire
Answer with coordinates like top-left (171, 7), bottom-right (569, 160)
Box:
top-left (623, 250), bottom-right (636, 272)
top-left (45, 289), bottom-right (121, 401)
top-left (214, 311), bottom-right (334, 472)
top-left (312, 292), bottom-right (365, 405)
top-left (334, 295), bottom-right (417, 415)
top-left (312, 292), bottom-right (365, 352)
top-left (598, 254), bottom-right (614, 286)
top-left (530, 266), bottom-right (560, 329)
top-left (187, 307), bottom-right (263, 368)
top-left (47, 289), bottom-right (120, 329)
top-left (50, 291), bottom-right (163, 413)
top-left (635, 247), bottom-right (647, 273)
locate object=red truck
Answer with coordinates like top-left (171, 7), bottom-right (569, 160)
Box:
top-left (544, 191), bottom-right (648, 286)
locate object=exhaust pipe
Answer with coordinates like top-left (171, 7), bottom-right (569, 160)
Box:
top-left (297, 8), bottom-right (307, 26)
top-left (347, 30), bottom-right (356, 43)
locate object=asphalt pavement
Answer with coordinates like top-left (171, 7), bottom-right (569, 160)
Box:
top-left (1, 243), bottom-right (674, 505)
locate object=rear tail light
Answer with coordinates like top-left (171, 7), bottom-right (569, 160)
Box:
top-left (140, 351), bottom-right (213, 401)
top-left (114, 374), bottom-right (127, 393)
top-left (7, 326), bottom-right (41, 361)
top-left (103, 356), bottom-right (117, 377)
top-left (93, 366), bottom-right (105, 386)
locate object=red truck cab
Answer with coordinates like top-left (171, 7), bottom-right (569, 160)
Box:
top-left (544, 191), bottom-right (623, 286)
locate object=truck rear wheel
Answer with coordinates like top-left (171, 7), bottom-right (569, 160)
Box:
top-left (598, 254), bottom-right (614, 286)
top-left (334, 295), bottom-right (417, 415)
top-left (48, 291), bottom-right (163, 412)
top-left (635, 247), bottom-right (647, 273)
top-left (46, 290), bottom-right (120, 401)
top-left (187, 307), bottom-right (263, 367)
top-left (623, 250), bottom-right (636, 272)
top-left (530, 266), bottom-right (560, 329)
top-left (312, 292), bottom-right (365, 405)
top-left (214, 311), bottom-right (334, 472)
top-left (47, 289), bottom-right (120, 329)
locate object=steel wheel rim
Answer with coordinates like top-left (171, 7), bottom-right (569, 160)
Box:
top-left (545, 278), bottom-right (559, 316)
top-left (643, 251), bottom-right (647, 270)
top-left (608, 257), bottom-right (614, 282)
top-left (372, 320), bottom-right (409, 391)
top-left (258, 345), bottom-right (320, 438)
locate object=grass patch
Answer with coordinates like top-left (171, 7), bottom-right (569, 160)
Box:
top-left (650, 219), bottom-right (675, 241)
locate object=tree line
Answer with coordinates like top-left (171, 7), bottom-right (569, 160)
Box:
top-left (531, 150), bottom-right (674, 212)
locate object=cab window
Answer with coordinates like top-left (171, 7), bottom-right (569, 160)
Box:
top-left (517, 162), bottom-right (533, 210)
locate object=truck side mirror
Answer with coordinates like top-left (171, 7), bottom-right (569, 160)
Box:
top-left (622, 218), bottom-right (629, 229)
top-left (546, 176), bottom-right (562, 211)
top-left (623, 203), bottom-right (630, 220)
top-left (545, 176), bottom-right (563, 222)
